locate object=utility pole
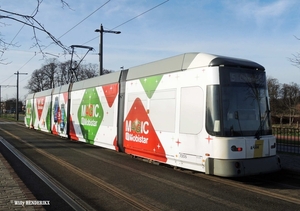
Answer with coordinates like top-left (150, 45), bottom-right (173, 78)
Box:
top-left (0, 85), bottom-right (16, 116)
top-left (14, 71), bottom-right (28, 121)
top-left (95, 24), bottom-right (121, 76)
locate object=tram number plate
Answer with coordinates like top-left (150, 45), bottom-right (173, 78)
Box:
top-left (253, 140), bottom-right (263, 158)
top-left (179, 153), bottom-right (187, 159)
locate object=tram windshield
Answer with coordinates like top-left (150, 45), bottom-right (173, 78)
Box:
top-left (206, 67), bottom-right (272, 137)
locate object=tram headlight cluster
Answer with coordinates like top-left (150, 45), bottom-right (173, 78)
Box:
top-left (230, 145), bottom-right (243, 174)
top-left (231, 145), bottom-right (243, 152)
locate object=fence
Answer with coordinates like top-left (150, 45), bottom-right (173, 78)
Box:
top-left (272, 127), bottom-right (300, 154)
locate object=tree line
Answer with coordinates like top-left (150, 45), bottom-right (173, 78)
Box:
top-left (267, 77), bottom-right (300, 126)
top-left (25, 58), bottom-right (112, 93)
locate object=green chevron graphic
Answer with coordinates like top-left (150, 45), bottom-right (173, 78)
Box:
top-left (139, 75), bottom-right (163, 99)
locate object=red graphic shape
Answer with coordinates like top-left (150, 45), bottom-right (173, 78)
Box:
top-left (63, 92), bottom-right (68, 104)
top-left (176, 139), bottom-right (181, 146)
top-left (52, 124), bottom-right (58, 135)
top-left (57, 107), bottom-right (61, 123)
top-left (113, 136), bottom-right (119, 151)
top-left (36, 97), bottom-right (45, 120)
top-left (102, 83), bottom-right (118, 107)
top-left (206, 135), bottom-right (213, 144)
top-left (69, 116), bottom-right (79, 141)
top-left (123, 98), bottom-right (167, 162)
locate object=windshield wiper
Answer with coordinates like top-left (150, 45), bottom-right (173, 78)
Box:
top-left (234, 111), bottom-right (243, 136)
top-left (254, 98), bottom-right (270, 140)
top-left (254, 115), bottom-right (266, 139)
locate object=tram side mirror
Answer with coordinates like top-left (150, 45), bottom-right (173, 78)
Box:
top-left (213, 120), bottom-right (220, 132)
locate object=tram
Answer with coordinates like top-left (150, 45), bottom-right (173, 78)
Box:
top-left (25, 52), bottom-right (281, 177)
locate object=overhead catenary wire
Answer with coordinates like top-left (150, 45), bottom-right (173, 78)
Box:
top-left (111, 0), bottom-right (169, 30)
top-left (3, 0), bottom-right (170, 93)
top-left (0, 4), bottom-right (38, 62)
top-left (10, 1), bottom-right (111, 68)
top-left (0, 5), bottom-right (39, 85)
top-left (83, 0), bottom-right (169, 45)
top-left (0, 24), bottom-right (25, 61)
top-left (57, 0), bottom-right (111, 41)
top-left (7, 0), bottom-right (112, 85)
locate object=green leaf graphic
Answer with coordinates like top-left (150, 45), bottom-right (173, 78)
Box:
top-left (25, 100), bottom-right (32, 126)
top-left (78, 88), bottom-right (103, 144)
top-left (46, 106), bottom-right (51, 131)
top-left (139, 75), bottom-right (162, 99)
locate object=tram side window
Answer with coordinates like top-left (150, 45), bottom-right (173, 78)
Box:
top-left (179, 86), bottom-right (203, 134)
top-left (206, 85), bottom-right (221, 136)
top-left (149, 89), bottom-right (176, 132)
top-left (100, 96), bottom-right (115, 126)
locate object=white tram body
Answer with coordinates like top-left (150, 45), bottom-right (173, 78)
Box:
top-left (25, 53), bottom-right (281, 177)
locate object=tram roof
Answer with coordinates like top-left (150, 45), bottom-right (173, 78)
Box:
top-left (25, 93), bottom-right (35, 100)
top-left (52, 84), bottom-right (70, 94)
top-left (71, 70), bottom-right (122, 91)
top-left (126, 52), bottom-right (265, 80)
top-left (34, 88), bottom-right (53, 97)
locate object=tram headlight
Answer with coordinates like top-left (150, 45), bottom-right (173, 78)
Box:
top-left (231, 145), bottom-right (243, 152)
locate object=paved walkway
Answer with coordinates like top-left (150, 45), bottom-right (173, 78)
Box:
top-left (0, 153), bottom-right (45, 211)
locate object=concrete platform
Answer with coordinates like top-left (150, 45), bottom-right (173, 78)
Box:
top-left (0, 153), bottom-right (45, 211)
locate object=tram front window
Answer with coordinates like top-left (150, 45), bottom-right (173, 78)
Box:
top-left (221, 69), bottom-right (272, 137)
top-left (206, 68), bottom-right (272, 137)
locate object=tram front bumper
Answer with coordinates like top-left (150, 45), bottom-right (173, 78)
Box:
top-left (205, 155), bottom-right (281, 177)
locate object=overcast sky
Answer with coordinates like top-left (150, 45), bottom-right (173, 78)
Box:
top-left (1, 0), bottom-right (300, 100)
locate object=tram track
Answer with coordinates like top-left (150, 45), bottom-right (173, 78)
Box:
top-left (1, 129), bottom-right (255, 211)
top-left (68, 144), bottom-right (300, 206)
top-left (39, 129), bottom-right (300, 208)
top-left (0, 126), bottom-right (164, 211)
top-left (1, 123), bottom-right (300, 210)
top-left (70, 149), bottom-right (258, 211)
top-left (195, 172), bottom-right (300, 205)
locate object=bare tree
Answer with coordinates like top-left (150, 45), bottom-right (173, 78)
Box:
top-left (42, 58), bottom-right (59, 88)
top-left (56, 61), bottom-right (100, 85)
top-left (25, 59), bottom-right (99, 92)
top-left (75, 63), bottom-right (99, 81)
top-left (25, 68), bottom-right (49, 92)
top-left (289, 36), bottom-right (300, 69)
top-left (0, 0), bottom-right (71, 64)
top-left (56, 61), bottom-right (71, 85)
top-left (102, 68), bottom-right (114, 75)
top-left (289, 52), bottom-right (300, 69)
top-left (280, 82), bottom-right (300, 125)
top-left (267, 77), bottom-right (283, 117)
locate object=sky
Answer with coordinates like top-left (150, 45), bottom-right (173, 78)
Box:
top-left (1, 0), bottom-right (300, 101)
